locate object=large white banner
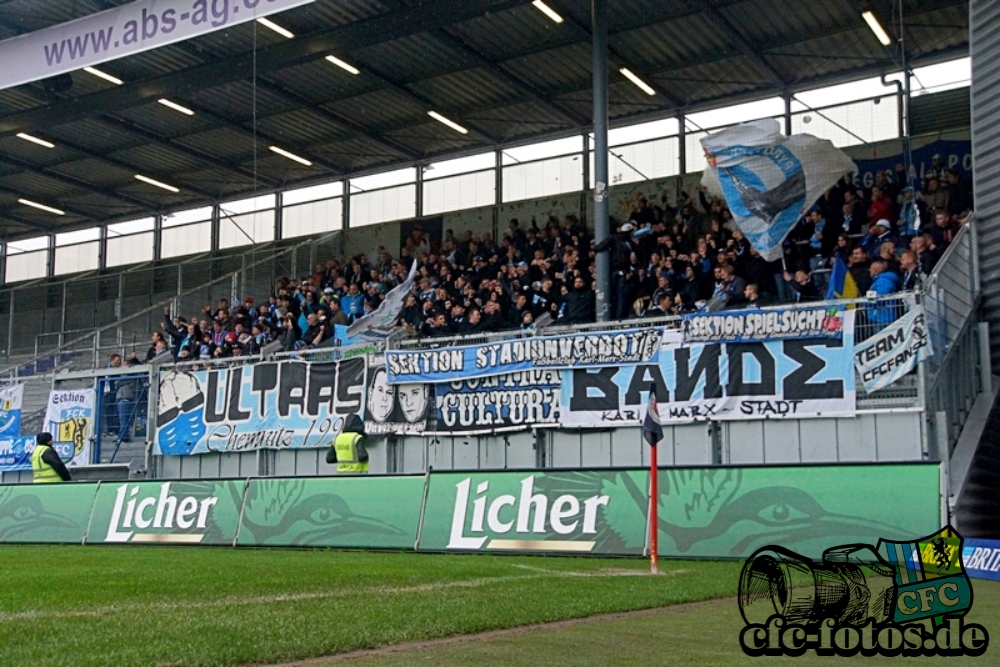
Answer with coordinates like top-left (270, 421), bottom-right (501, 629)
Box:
top-left (561, 315), bottom-right (856, 427)
top-left (0, 0), bottom-right (314, 92)
top-left (854, 306), bottom-right (932, 393)
top-left (43, 389), bottom-right (95, 467)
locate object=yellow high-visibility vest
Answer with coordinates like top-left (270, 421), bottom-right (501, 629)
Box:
top-left (333, 433), bottom-right (368, 474)
top-left (31, 444), bottom-right (62, 484)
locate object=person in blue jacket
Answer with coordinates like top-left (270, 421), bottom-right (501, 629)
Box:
top-left (866, 260), bottom-right (902, 328)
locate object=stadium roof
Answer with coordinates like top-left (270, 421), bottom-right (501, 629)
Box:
top-left (0, 0), bottom-right (969, 240)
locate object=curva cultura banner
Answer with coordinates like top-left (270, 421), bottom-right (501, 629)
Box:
top-left (385, 328), bottom-right (662, 384)
top-left (433, 370), bottom-right (561, 433)
top-left (154, 358), bottom-right (365, 456)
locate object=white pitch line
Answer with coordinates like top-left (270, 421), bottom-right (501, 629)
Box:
top-left (510, 563), bottom-right (689, 577)
top-left (0, 574), bottom-right (550, 622)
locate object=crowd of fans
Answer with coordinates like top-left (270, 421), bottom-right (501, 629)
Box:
top-left (145, 159), bottom-right (971, 359)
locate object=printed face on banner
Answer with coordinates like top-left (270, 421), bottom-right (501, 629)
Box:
top-left (364, 361), bottom-right (429, 435)
top-left (154, 359), bottom-right (365, 456)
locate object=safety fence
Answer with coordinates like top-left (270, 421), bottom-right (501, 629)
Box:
top-left (0, 462), bottom-right (940, 560)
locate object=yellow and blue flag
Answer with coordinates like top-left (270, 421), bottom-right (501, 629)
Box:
top-left (827, 256), bottom-right (858, 300)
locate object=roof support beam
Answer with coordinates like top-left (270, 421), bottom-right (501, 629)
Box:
top-left (697, 0), bottom-right (788, 87)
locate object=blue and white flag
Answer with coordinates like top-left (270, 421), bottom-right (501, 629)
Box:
top-left (701, 119), bottom-right (855, 262)
top-left (0, 384), bottom-right (24, 436)
top-left (347, 260), bottom-right (418, 341)
top-left (854, 305), bottom-right (932, 393)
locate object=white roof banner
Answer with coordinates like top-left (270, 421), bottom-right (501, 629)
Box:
top-left (0, 0), bottom-right (315, 92)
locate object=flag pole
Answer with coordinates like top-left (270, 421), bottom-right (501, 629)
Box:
top-left (650, 436), bottom-right (658, 575)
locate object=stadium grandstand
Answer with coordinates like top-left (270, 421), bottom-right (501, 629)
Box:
top-left (0, 1), bottom-right (998, 664)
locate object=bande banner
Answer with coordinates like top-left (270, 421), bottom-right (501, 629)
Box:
top-left (0, 435), bottom-right (76, 472)
top-left (0, 0), bottom-right (316, 92)
top-left (854, 306), bottom-right (932, 393)
top-left (561, 320), bottom-right (855, 426)
top-left (385, 328), bottom-right (662, 384)
top-left (43, 389), bottom-right (95, 466)
top-left (0, 384), bottom-right (24, 436)
top-left (683, 306), bottom-right (846, 344)
top-left (154, 358), bottom-right (364, 456)
top-left (364, 358), bottom-right (429, 436)
top-left (433, 370), bottom-right (561, 433)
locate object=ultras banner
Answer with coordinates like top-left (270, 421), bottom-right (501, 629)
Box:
top-left (153, 358), bottom-right (364, 456)
top-left (416, 464), bottom-right (939, 558)
top-left (561, 318), bottom-right (855, 427)
top-left (433, 370), bottom-right (561, 433)
top-left (385, 328), bottom-right (662, 384)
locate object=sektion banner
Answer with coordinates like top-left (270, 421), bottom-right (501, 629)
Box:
top-left (854, 305), bottom-right (932, 393)
top-left (561, 320), bottom-right (855, 426)
top-left (154, 358), bottom-right (364, 456)
top-left (0, 384), bottom-right (24, 436)
top-left (434, 370), bottom-right (561, 433)
top-left (364, 358), bottom-right (429, 436)
top-left (682, 306), bottom-right (846, 344)
top-left (43, 389), bottom-right (95, 467)
top-left (385, 328), bottom-right (662, 384)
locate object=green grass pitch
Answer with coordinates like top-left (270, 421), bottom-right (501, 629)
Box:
top-left (1, 546), bottom-right (996, 667)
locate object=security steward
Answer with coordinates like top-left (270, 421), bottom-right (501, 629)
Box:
top-left (325, 414), bottom-right (369, 474)
top-left (31, 432), bottom-right (72, 483)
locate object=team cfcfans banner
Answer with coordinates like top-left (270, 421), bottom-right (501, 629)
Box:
top-left (0, 384), bottom-right (24, 436)
top-left (683, 306), bottom-right (846, 344)
top-left (385, 328), bottom-right (662, 384)
top-left (701, 119), bottom-right (855, 262)
top-left (433, 370), bottom-right (561, 433)
top-left (43, 389), bottom-right (95, 467)
top-left (561, 319), bottom-right (855, 427)
top-left (154, 358), bottom-right (364, 456)
top-left (364, 357), bottom-right (429, 435)
top-left (854, 305), bottom-right (932, 393)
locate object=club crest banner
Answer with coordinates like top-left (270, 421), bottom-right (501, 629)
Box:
top-left (154, 358), bottom-right (364, 456)
top-left (0, 384), bottom-right (24, 436)
top-left (433, 370), bottom-right (561, 433)
top-left (364, 358), bottom-right (429, 436)
top-left (561, 317), bottom-right (855, 426)
top-left (683, 306), bottom-right (846, 344)
top-left (43, 389), bottom-right (95, 467)
top-left (385, 328), bottom-right (662, 384)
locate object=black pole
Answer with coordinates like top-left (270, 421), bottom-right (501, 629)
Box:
top-left (592, 0), bottom-right (610, 322)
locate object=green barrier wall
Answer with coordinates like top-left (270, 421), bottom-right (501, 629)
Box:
top-left (86, 480), bottom-right (246, 546)
top-left (237, 477), bottom-right (424, 548)
top-left (0, 483), bottom-right (99, 544)
top-left (0, 464), bottom-right (942, 559)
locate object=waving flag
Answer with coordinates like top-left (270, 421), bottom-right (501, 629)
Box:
top-left (346, 259), bottom-right (418, 340)
top-left (642, 387), bottom-right (663, 446)
top-left (701, 119), bottom-right (855, 262)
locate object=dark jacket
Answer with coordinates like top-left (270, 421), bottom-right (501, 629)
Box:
top-left (326, 414), bottom-right (369, 465)
top-left (561, 288), bottom-right (595, 324)
top-left (39, 444), bottom-right (72, 482)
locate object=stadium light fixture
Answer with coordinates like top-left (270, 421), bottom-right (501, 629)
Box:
top-left (428, 111), bottom-right (469, 135)
top-left (135, 174), bottom-right (180, 193)
top-left (532, 0), bottom-right (564, 23)
top-left (269, 146), bottom-right (313, 166)
top-left (18, 198), bottom-right (65, 215)
top-left (157, 99), bottom-right (195, 116)
top-left (257, 17), bottom-right (295, 39)
top-left (16, 133), bottom-right (55, 148)
top-left (325, 55), bottom-right (360, 75)
top-left (82, 66), bottom-right (123, 85)
top-left (620, 68), bottom-right (656, 96)
top-left (862, 10), bottom-right (893, 46)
